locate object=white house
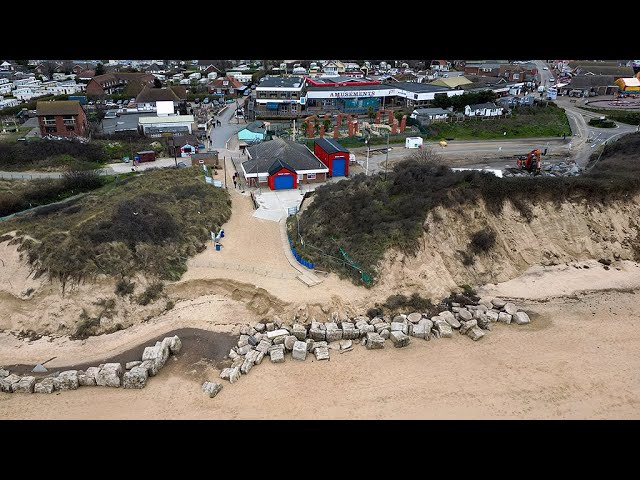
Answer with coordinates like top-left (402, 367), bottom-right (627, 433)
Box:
top-left (464, 102), bottom-right (504, 117)
top-left (0, 82), bottom-right (11, 95)
top-left (207, 72), bottom-right (218, 81)
top-left (226, 72), bottom-right (252, 83)
top-left (188, 72), bottom-right (202, 81)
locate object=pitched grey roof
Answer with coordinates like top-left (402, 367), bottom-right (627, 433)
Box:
top-left (384, 82), bottom-right (450, 93)
top-left (243, 121), bottom-right (266, 134)
top-left (315, 137), bottom-right (348, 154)
top-left (413, 108), bottom-right (450, 116)
top-left (467, 102), bottom-right (499, 110)
top-left (569, 75), bottom-right (616, 88)
top-left (243, 137), bottom-right (327, 174)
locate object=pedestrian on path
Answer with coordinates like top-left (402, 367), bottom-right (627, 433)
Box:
top-left (233, 178), bottom-right (237, 189)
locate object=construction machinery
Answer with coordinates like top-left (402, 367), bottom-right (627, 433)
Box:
top-left (515, 148), bottom-right (541, 174)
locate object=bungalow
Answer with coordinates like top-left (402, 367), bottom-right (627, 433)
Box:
top-left (464, 102), bottom-right (503, 117)
top-left (241, 137), bottom-right (329, 189)
top-left (410, 107), bottom-right (451, 124)
top-left (238, 120), bottom-right (267, 143)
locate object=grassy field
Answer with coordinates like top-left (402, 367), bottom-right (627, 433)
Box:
top-left (424, 105), bottom-right (571, 140)
top-left (291, 133), bottom-right (640, 285)
top-left (0, 168), bottom-right (232, 289)
top-left (0, 126), bottom-right (31, 142)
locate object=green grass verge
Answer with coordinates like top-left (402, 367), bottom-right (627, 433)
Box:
top-left (423, 105), bottom-right (571, 140)
top-left (581, 107), bottom-right (640, 126)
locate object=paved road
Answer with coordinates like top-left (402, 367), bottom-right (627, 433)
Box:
top-left (209, 104), bottom-right (246, 149)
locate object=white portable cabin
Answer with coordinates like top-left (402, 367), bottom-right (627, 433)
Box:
top-left (405, 137), bottom-right (423, 149)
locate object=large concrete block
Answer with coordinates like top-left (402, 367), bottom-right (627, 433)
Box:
top-left (407, 312), bottom-right (423, 324)
top-left (374, 322), bottom-right (391, 333)
top-left (411, 322), bottom-right (427, 339)
top-left (434, 320), bottom-right (453, 338)
top-left (34, 378), bottom-right (55, 394)
top-left (467, 326), bottom-right (485, 341)
top-left (460, 319), bottom-right (478, 335)
top-left (229, 366), bottom-right (241, 383)
top-left (314, 347), bottom-right (330, 361)
top-left (325, 329), bottom-right (343, 342)
top-left (292, 324), bottom-right (307, 341)
top-left (1, 374), bottom-right (21, 392)
top-left (341, 323), bottom-right (358, 340)
top-left (13, 376), bottom-right (36, 393)
top-left (390, 331), bottom-right (410, 348)
top-left (366, 332), bottom-right (385, 350)
top-left (54, 370), bottom-right (80, 391)
top-left (309, 328), bottom-right (326, 341)
top-left (513, 311), bottom-right (530, 325)
top-left (256, 339), bottom-right (272, 354)
top-left (491, 298), bottom-right (507, 309)
top-left (438, 311), bottom-right (460, 329)
top-left (504, 303), bottom-right (518, 315)
top-left (284, 335), bottom-right (298, 351)
top-left (202, 381), bottom-right (223, 398)
top-left (95, 363), bottom-right (123, 388)
top-left (236, 344), bottom-right (253, 355)
top-left (123, 367), bottom-right (148, 389)
top-left (486, 310), bottom-right (500, 322)
top-left (498, 312), bottom-right (512, 324)
top-left (292, 341), bottom-right (308, 361)
top-left (139, 360), bottom-right (159, 377)
top-left (390, 322), bottom-right (408, 334)
top-left (266, 328), bottom-right (291, 339)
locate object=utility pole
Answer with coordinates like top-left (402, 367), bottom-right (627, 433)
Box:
top-left (365, 137), bottom-right (369, 176)
top-left (384, 132), bottom-right (390, 181)
top-left (224, 155), bottom-right (227, 189)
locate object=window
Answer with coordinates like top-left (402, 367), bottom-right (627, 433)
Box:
top-left (297, 174), bottom-right (303, 182)
top-left (45, 126), bottom-right (56, 133)
top-left (307, 173), bottom-right (316, 180)
top-left (291, 105), bottom-right (297, 113)
top-left (223, 80), bottom-right (228, 86)
top-left (513, 73), bottom-right (520, 80)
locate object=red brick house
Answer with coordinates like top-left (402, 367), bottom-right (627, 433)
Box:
top-left (210, 75), bottom-right (242, 95)
top-left (36, 100), bottom-right (88, 137)
top-left (85, 72), bottom-right (155, 97)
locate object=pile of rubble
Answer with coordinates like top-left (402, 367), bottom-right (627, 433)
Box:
top-left (215, 297), bottom-right (530, 387)
top-left (0, 335), bottom-right (181, 394)
top-left (503, 161), bottom-right (583, 178)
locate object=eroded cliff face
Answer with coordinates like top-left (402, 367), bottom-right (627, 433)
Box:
top-left (375, 196), bottom-right (640, 299)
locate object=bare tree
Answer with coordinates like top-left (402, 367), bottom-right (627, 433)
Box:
top-left (407, 146), bottom-right (441, 164)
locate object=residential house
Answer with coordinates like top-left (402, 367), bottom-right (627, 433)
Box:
top-left (0, 61), bottom-right (15, 71)
top-left (146, 63), bottom-right (165, 74)
top-left (242, 137), bottom-right (329, 189)
top-left (238, 121), bottom-right (267, 143)
top-left (464, 102), bottom-right (503, 117)
top-left (77, 70), bottom-right (96, 82)
top-left (34, 61), bottom-right (65, 75)
top-left (463, 62), bottom-right (502, 77)
top-left (85, 72), bottom-right (155, 97)
top-left (36, 100), bottom-right (87, 137)
top-left (322, 61), bottom-right (345, 76)
top-left (210, 75), bottom-right (242, 96)
top-left (135, 85), bottom-right (183, 111)
top-left (430, 60), bottom-right (450, 72)
top-left (197, 61), bottom-right (222, 73)
top-left (409, 107), bottom-right (451, 124)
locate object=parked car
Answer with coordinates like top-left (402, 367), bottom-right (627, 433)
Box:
top-left (194, 98), bottom-right (200, 104)
top-left (177, 161), bottom-right (187, 169)
top-left (203, 97), bottom-right (210, 104)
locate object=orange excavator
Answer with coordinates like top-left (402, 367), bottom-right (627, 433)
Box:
top-left (515, 148), bottom-right (541, 174)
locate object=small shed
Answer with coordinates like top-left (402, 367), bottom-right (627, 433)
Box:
top-left (313, 138), bottom-right (350, 177)
top-left (405, 137), bottom-right (423, 149)
top-left (238, 121), bottom-right (267, 142)
top-left (136, 150), bottom-right (156, 163)
top-left (268, 159), bottom-right (298, 190)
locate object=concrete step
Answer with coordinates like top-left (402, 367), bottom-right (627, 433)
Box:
top-left (297, 274), bottom-right (322, 287)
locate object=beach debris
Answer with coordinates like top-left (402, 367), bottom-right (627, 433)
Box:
top-left (32, 364), bottom-right (48, 373)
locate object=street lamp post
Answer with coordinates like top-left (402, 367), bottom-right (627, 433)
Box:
top-left (365, 136), bottom-right (370, 176)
